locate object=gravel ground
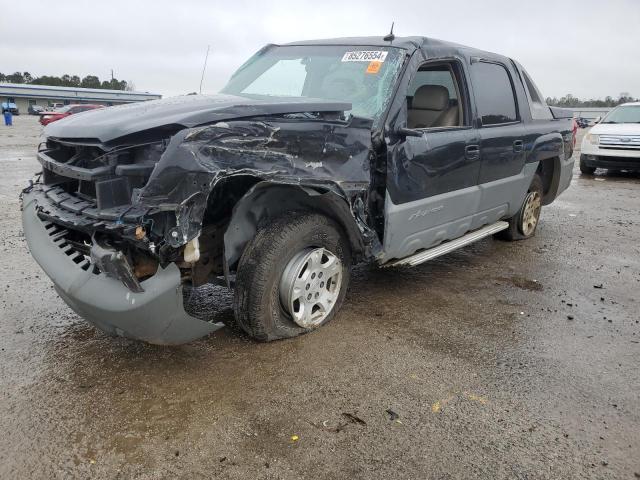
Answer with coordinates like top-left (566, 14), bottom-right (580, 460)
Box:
top-left (0, 115), bottom-right (639, 479)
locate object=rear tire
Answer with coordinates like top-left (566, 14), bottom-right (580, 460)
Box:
top-left (579, 155), bottom-right (596, 175)
top-left (233, 211), bottom-right (351, 342)
top-left (495, 174), bottom-right (543, 241)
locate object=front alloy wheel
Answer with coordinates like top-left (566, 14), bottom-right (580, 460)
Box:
top-left (279, 247), bottom-right (343, 328)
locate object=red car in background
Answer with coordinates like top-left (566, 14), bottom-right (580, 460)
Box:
top-left (39, 104), bottom-right (104, 126)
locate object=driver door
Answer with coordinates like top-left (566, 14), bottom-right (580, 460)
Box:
top-left (382, 59), bottom-right (482, 261)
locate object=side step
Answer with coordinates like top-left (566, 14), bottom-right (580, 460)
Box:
top-left (385, 221), bottom-right (509, 267)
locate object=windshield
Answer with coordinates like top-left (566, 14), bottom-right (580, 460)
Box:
top-left (221, 45), bottom-right (405, 122)
top-left (55, 106), bottom-right (72, 113)
top-left (601, 105), bottom-right (640, 124)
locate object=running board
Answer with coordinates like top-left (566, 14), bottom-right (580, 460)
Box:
top-left (385, 221), bottom-right (509, 267)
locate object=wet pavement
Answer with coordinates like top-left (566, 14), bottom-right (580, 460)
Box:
top-left (1, 116), bottom-right (639, 479)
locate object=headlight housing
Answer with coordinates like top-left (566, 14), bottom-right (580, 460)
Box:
top-left (586, 133), bottom-right (599, 145)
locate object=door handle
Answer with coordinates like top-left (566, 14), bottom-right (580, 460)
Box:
top-left (513, 140), bottom-right (524, 152)
top-left (465, 145), bottom-right (480, 160)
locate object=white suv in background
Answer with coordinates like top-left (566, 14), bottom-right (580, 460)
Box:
top-left (580, 102), bottom-right (640, 174)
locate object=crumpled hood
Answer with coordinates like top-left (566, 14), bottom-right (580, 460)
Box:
top-left (44, 93), bottom-right (351, 143)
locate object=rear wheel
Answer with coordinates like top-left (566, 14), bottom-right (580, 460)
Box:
top-left (495, 174), bottom-right (543, 241)
top-left (579, 154), bottom-right (596, 175)
top-left (233, 211), bottom-right (351, 341)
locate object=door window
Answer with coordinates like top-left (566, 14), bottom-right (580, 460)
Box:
top-left (471, 62), bottom-right (518, 125)
top-left (406, 62), bottom-right (465, 129)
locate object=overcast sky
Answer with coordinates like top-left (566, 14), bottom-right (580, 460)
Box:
top-left (2, 0), bottom-right (639, 100)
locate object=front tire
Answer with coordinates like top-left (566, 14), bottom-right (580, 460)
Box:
top-left (495, 174), bottom-right (543, 241)
top-left (233, 211), bottom-right (351, 341)
top-left (579, 154), bottom-right (596, 175)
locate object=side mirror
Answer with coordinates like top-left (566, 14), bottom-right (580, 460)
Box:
top-left (594, 116), bottom-right (601, 124)
top-left (396, 126), bottom-right (424, 138)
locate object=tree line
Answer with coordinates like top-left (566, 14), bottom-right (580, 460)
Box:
top-left (0, 71), bottom-right (134, 91)
top-left (545, 93), bottom-right (638, 108)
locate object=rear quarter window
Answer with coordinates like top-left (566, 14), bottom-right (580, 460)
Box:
top-left (521, 68), bottom-right (552, 120)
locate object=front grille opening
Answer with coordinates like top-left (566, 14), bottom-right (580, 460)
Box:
top-left (42, 140), bottom-right (165, 206)
top-left (44, 221), bottom-right (99, 274)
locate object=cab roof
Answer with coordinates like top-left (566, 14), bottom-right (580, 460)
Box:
top-left (281, 36), bottom-right (503, 61)
top-left (283, 36), bottom-right (426, 51)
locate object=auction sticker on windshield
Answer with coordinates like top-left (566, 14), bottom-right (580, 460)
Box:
top-left (366, 61), bottom-right (382, 74)
top-left (342, 51), bottom-right (388, 62)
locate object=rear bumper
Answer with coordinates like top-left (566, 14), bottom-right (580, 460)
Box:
top-left (22, 191), bottom-right (220, 344)
top-left (580, 154), bottom-right (640, 170)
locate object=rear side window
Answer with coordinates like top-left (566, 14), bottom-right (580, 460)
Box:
top-left (471, 61), bottom-right (518, 125)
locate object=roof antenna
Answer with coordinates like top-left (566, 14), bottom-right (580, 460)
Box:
top-left (383, 22), bottom-right (395, 42)
top-left (199, 45), bottom-right (210, 94)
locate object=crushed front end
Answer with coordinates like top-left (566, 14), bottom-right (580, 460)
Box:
top-left (21, 135), bottom-right (222, 344)
top-left (20, 95), bottom-right (382, 344)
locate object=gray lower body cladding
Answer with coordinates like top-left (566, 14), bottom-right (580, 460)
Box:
top-left (381, 163), bottom-right (540, 261)
top-left (22, 191), bottom-right (220, 344)
top-left (380, 157), bottom-right (574, 263)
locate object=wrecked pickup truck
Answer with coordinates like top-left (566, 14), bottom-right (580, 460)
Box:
top-left (21, 36), bottom-right (574, 344)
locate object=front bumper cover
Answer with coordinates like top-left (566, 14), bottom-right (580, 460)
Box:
top-left (580, 154), bottom-right (640, 170)
top-left (22, 191), bottom-right (221, 344)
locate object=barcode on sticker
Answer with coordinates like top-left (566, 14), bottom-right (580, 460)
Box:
top-left (341, 51), bottom-right (388, 62)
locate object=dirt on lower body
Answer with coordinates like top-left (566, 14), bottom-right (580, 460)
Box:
top-left (1, 117), bottom-right (639, 479)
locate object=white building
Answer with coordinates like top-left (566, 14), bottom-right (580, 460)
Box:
top-left (0, 83), bottom-right (161, 113)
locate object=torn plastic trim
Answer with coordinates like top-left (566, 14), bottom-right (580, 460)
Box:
top-left (90, 235), bottom-right (144, 293)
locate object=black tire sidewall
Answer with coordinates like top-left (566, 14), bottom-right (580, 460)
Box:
top-left (234, 213), bottom-right (351, 341)
top-left (579, 155), bottom-right (596, 175)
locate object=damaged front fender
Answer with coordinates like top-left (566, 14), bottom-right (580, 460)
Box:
top-left (223, 181), bottom-right (377, 271)
top-left (136, 116), bottom-right (382, 265)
